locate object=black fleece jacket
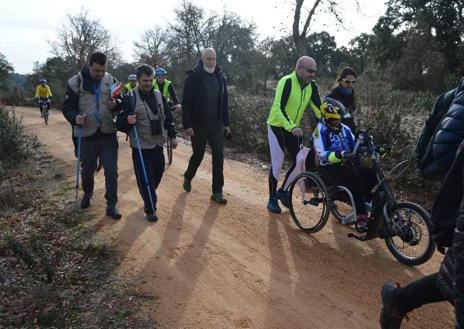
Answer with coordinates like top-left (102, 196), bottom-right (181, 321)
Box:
top-left (182, 59), bottom-right (229, 128)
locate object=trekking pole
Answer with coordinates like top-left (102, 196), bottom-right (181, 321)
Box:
top-left (132, 124), bottom-right (155, 214)
top-left (75, 126), bottom-right (83, 212)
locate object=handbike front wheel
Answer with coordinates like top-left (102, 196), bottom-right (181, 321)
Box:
top-left (289, 172), bottom-right (330, 233)
top-left (385, 202), bottom-right (436, 266)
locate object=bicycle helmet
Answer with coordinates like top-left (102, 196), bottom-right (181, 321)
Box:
top-left (155, 67), bottom-right (167, 77)
top-left (40, 79), bottom-right (47, 84)
top-left (128, 74), bottom-right (137, 81)
top-left (321, 103), bottom-right (341, 131)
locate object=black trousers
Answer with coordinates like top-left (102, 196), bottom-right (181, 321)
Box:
top-left (323, 165), bottom-right (377, 214)
top-left (132, 145), bottom-right (165, 214)
top-left (80, 133), bottom-right (118, 207)
top-left (184, 125), bottom-right (224, 193)
top-left (396, 272), bottom-right (447, 312)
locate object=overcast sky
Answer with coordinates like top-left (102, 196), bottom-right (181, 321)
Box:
top-left (1, 0), bottom-right (387, 74)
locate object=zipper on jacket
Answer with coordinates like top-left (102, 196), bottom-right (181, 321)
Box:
top-left (294, 85), bottom-right (306, 123)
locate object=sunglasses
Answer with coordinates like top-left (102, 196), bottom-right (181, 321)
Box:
top-left (299, 66), bottom-right (317, 74)
top-left (342, 79), bottom-right (356, 84)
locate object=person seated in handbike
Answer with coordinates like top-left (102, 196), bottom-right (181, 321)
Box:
top-left (312, 103), bottom-right (377, 230)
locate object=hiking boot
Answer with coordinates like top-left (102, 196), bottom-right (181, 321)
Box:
top-left (380, 282), bottom-right (406, 329)
top-left (211, 192), bottom-right (227, 204)
top-left (267, 198), bottom-right (282, 214)
top-left (183, 178), bottom-right (192, 192)
top-left (81, 194), bottom-right (91, 209)
top-left (106, 206), bottom-right (122, 220)
top-left (276, 188), bottom-right (290, 208)
top-left (146, 212), bottom-right (158, 222)
top-left (357, 212), bottom-right (370, 231)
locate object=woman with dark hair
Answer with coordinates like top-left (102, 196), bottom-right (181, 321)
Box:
top-left (327, 67), bottom-right (357, 132)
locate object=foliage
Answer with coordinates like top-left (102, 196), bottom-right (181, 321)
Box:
top-left (0, 107), bottom-right (39, 178)
top-left (0, 53), bottom-right (14, 91)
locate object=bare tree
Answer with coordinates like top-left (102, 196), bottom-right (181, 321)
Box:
top-left (292, 0), bottom-right (355, 55)
top-left (133, 26), bottom-right (168, 67)
top-left (49, 9), bottom-right (120, 70)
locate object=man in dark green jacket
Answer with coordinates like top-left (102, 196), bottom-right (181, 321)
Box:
top-left (182, 47), bottom-right (231, 204)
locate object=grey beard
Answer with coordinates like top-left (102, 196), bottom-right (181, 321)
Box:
top-left (203, 64), bottom-right (215, 74)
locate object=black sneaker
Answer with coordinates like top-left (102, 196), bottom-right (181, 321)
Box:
top-left (146, 212), bottom-right (158, 222)
top-left (106, 206), bottom-right (122, 220)
top-left (81, 194), bottom-right (91, 209)
top-left (380, 282), bottom-right (406, 329)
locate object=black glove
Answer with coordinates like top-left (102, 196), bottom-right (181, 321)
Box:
top-left (335, 150), bottom-right (349, 161)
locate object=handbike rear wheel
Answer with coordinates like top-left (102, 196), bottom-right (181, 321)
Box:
top-left (289, 172), bottom-right (330, 233)
top-left (385, 202), bottom-right (436, 266)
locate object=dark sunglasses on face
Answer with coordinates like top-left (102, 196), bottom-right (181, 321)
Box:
top-left (299, 66), bottom-right (317, 74)
top-left (342, 79), bottom-right (356, 84)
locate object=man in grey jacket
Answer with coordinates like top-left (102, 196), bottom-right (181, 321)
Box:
top-left (62, 52), bottom-right (122, 219)
top-left (116, 64), bottom-right (177, 222)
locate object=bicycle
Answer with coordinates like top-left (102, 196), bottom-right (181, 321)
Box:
top-left (38, 98), bottom-right (50, 125)
top-left (288, 129), bottom-right (436, 266)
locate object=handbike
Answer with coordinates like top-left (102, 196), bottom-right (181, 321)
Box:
top-left (288, 130), bottom-right (436, 266)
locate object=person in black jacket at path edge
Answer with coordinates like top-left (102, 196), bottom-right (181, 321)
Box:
top-left (181, 47), bottom-right (231, 204)
top-left (380, 78), bottom-right (464, 329)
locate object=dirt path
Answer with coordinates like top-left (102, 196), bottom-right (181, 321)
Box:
top-left (18, 106), bottom-right (453, 328)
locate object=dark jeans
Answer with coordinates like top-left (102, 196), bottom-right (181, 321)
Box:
top-left (323, 165), bottom-right (377, 214)
top-left (132, 146), bottom-right (165, 214)
top-left (184, 125), bottom-right (224, 193)
top-left (396, 272), bottom-right (447, 312)
top-left (81, 133), bottom-right (118, 207)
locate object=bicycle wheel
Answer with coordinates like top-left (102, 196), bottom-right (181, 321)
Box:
top-left (385, 202), bottom-right (436, 266)
top-left (165, 138), bottom-right (173, 165)
top-left (289, 172), bottom-right (330, 233)
top-left (330, 186), bottom-right (356, 224)
top-left (43, 107), bottom-right (49, 125)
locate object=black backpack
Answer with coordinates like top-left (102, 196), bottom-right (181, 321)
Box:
top-left (415, 80), bottom-right (464, 179)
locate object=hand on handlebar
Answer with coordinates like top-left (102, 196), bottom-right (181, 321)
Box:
top-left (335, 150), bottom-right (350, 161)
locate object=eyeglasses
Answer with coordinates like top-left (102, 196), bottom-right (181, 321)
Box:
top-left (342, 79), bottom-right (356, 84)
top-left (299, 66), bottom-right (317, 74)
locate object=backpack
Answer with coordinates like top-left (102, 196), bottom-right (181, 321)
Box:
top-left (415, 83), bottom-right (462, 179)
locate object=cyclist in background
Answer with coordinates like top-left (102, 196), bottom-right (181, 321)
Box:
top-left (122, 74), bottom-right (137, 96)
top-left (34, 79), bottom-right (52, 117)
top-left (154, 67), bottom-right (181, 111)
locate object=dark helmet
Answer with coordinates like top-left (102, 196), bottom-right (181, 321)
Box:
top-left (39, 79), bottom-right (47, 84)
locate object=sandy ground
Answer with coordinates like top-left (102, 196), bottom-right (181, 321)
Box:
top-left (18, 106), bottom-right (454, 328)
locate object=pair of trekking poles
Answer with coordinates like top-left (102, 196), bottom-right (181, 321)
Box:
top-left (74, 121), bottom-right (155, 214)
